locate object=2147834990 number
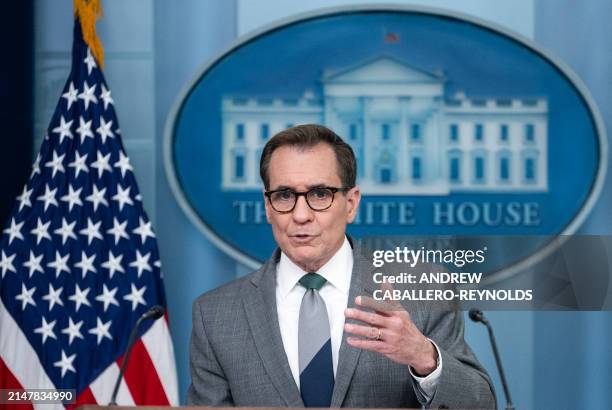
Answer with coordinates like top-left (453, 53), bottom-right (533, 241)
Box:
top-left (0, 389), bottom-right (75, 404)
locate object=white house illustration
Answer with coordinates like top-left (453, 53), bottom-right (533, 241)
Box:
top-left (220, 56), bottom-right (548, 195)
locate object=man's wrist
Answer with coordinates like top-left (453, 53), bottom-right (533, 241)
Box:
top-left (411, 339), bottom-right (439, 376)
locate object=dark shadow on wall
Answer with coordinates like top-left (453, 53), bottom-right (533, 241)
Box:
top-left (0, 2), bottom-right (33, 226)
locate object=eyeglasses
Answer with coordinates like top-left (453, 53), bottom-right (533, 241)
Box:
top-left (264, 186), bottom-right (352, 213)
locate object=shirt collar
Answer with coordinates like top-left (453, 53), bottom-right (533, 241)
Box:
top-left (277, 236), bottom-right (353, 299)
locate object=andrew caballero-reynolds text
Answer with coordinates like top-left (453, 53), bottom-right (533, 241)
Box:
top-left (370, 246), bottom-right (533, 302)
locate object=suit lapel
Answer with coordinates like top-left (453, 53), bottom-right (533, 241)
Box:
top-left (331, 246), bottom-right (372, 407)
top-left (242, 251), bottom-right (304, 407)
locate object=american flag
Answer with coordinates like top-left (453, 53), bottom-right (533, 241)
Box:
top-left (0, 19), bottom-right (178, 408)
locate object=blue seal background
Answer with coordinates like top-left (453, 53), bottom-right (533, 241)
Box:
top-left (170, 11), bottom-right (601, 269)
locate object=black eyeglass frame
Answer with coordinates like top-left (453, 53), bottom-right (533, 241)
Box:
top-left (264, 186), bottom-right (353, 213)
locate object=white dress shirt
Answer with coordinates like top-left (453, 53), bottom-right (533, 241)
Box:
top-left (275, 237), bottom-right (442, 402)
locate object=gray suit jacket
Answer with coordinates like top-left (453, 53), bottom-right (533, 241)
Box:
top-left (187, 245), bottom-right (496, 409)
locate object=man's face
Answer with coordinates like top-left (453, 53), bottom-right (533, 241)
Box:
top-left (264, 143), bottom-right (361, 273)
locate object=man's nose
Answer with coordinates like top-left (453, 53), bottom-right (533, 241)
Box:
top-left (292, 195), bottom-right (314, 223)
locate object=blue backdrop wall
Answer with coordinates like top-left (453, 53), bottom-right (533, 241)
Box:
top-left (29, 1), bottom-right (612, 409)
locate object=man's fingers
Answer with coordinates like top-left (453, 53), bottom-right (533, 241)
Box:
top-left (379, 282), bottom-right (404, 309)
top-left (344, 307), bottom-right (387, 327)
top-left (355, 295), bottom-right (396, 315)
top-left (344, 323), bottom-right (388, 340)
top-left (357, 284), bottom-right (410, 322)
top-left (346, 336), bottom-right (386, 353)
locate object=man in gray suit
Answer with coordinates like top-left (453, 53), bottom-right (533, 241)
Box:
top-left (188, 124), bottom-right (496, 409)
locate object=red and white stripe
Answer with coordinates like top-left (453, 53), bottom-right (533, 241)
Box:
top-left (0, 299), bottom-right (178, 409)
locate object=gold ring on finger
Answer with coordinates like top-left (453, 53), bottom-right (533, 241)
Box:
top-left (375, 328), bottom-right (382, 341)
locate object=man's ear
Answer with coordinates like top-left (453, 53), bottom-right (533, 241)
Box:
top-left (263, 189), bottom-right (272, 223)
top-left (345, 186), bottom-right (361, 223)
